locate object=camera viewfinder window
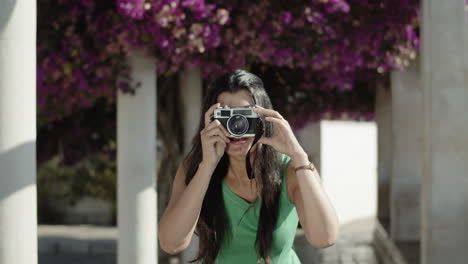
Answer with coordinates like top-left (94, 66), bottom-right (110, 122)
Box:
top-left (233, 110), bottom-right (252, 115)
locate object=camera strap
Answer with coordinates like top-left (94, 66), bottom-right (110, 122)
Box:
top-left (246, 118), bottom-right (265, 179)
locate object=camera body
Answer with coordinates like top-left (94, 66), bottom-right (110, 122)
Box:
top-left (213, 105), bottom-right (261, 138)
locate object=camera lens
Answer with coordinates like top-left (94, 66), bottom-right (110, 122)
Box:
top-left (227, 115), bottom-right (249, 136)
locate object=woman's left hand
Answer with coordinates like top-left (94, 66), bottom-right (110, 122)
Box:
top-left (253, 105), bottom-right (307, 161)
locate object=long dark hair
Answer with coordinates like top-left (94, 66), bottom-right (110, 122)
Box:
top-left (184, 69), bottom-right (283, 264)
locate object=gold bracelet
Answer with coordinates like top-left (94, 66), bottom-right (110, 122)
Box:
top-left (294, 162), bottom-right (315, 173)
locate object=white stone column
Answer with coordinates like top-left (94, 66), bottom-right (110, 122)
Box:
top-left (0, 1), bottom-right (38, 264)
top-left (375, 82), bottom-right (392, 227)
top-left (179, 67), bottom-right (202, 263)
top-left (390, 58), bottom-right (422, 242)
top-left (421, 1), bottom-right (468, 263)
top-left (321, 120), bottom-right (377, 225)
top-left (179, 67), bottom-right (203, 155)
top-left (117, 49), bottom-right (157, 264)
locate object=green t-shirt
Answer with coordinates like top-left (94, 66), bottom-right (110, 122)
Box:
top-left (216, 154), bottom-right (301, 263)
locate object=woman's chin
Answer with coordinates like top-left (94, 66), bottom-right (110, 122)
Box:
top-left (225, 138), bottom-right (254, 157)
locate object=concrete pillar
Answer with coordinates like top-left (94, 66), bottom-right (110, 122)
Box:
top-left (421, 1), bottom-right (468, 263)
top-left (375, 82), bottom-right (392, 228)
top-left (321, 120), bottom-right (377, 225)
top-left (179, 67), bottom-right (202, 263)
top-left (0, 1), bottom-right (38, 263)
top-left (179, 67), bottom-right (203, 155)
top-left (117, 49), bottom-right (157, 264)
top-left (390, 58), bottom-right (422, 242)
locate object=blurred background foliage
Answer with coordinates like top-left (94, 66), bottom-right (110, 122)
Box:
top-left (38, 153), bottom-right (116, 224)
top-left (36, 0), bottom-right (419, 226)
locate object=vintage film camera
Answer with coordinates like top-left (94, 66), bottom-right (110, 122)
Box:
top-left (213, 105), bottom-right (262, 138)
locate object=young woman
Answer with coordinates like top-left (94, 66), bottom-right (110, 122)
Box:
top-left (158, 69), bottom-right (339, 263)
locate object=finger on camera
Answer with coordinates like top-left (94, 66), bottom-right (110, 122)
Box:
top-left (200, 121), bottom-right (221, 135)
top-left (217, 124), bottom-right (230, 137)
top-left (206, 128), bottom-right (230, 143)
top-left (207, 120), bottom-right (231, 137)
top-left (214, 138), bottom-right (227, 149)
top-left (208, 135), bottom-right (228, 145)
top-left (215, 139), bottom-right (227, 148)
top-left (204, 103), bottom-right (221, 127)
top-left (254, 105), bottom-right (283, 119)
top-left (206, 119), bottom-right (222, 130)
top-left (206, 122), bottom-right (230, 138)
top-left (264, 116), bottom-right (285, 126)
top-left (205, 127), bottom-right (220, 136)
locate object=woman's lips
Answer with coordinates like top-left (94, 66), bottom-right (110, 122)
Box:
top-left (229, 138), bottom-right (248, 145)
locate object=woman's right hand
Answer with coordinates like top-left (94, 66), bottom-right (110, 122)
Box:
top-left (200, 103), bottom-right (231, 167)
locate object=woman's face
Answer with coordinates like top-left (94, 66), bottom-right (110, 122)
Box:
top-left (217, 89), bottom-right (256, 158)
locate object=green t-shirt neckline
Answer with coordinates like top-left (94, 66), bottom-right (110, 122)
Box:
top-left (215, 154), bottom-right (302, 264)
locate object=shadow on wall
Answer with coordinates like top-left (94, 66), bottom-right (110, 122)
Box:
top-left (0, 0), bottom-right (17, 34)
top-left (0, 141), bottom-right (37, 202)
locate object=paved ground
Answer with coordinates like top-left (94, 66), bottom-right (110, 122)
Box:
top-left (294, 217), bottom-right (380, 264)
top-left (38, 217), bottom-right (380, 264)
top-left (39, 225), bottom-right (116, 264)
top-left (322, 217), bottom-right (380, 264)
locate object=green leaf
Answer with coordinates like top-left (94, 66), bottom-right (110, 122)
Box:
top-left (63, 63), bottom-right (73, 75)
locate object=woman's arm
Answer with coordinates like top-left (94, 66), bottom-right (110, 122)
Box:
top-left (288, 153), bottom-right (340, 248)
top-left (158, 161), bottom-right (216, 255)
top-left (252, 105), bottom-right (339, 248)
top-left (159, 103), bottom-right (230, 254)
